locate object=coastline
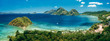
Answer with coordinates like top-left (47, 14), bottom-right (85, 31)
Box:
top-left (0, 14), bottom-right (100, 41)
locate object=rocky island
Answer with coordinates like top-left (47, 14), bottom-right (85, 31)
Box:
top-left (44, 7), bottom-right (79, 16)
top-left (9, 16), bottom-right (32, 29)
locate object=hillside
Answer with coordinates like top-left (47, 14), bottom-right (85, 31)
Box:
top-left (52, 7), bottom-right (69, 15)
top-left (69, 9), bottom-right (79, 15)
top-left (44, 7), bottom-right (79, 15)
top-left (9, 16), bottom-right (32, 28)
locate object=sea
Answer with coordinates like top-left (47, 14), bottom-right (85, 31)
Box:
top-left (0, 14), bottom-right (100, 41)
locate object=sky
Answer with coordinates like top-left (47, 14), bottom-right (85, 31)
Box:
top-left (0, 0), bottom-right (110, 13)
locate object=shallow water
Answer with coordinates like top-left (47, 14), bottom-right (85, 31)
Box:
top-left (0, 14), bottom-right (100, 41)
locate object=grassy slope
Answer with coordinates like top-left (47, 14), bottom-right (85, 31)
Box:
top-left (9, 16), bottom-right (32, 27)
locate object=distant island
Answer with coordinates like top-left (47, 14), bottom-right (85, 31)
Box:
top-left (82, 10), bottom-right (109, 16)
top-left (9, 16), bottom-right (32, 29)
top-left (44, 7), bottom-right (79, 16)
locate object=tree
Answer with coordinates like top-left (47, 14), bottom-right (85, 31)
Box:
top-left (57, 31), bottom-right (62, 36)
top-left (16, 30), bottom-right (20, 37)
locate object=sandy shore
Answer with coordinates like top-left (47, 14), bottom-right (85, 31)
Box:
top-left (95, 24), bottom-right (103, 33)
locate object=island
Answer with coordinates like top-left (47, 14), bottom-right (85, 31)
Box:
top-left (8, 16), bottom-right (32, 29)
top-left (44, 7), bottom-right (79, 16)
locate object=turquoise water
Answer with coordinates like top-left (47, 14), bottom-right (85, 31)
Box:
top-left (0, 14), bottom-right (100, 41)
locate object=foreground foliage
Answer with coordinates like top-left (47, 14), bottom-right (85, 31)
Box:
top-left (9, 27), bottom-right (110, 41)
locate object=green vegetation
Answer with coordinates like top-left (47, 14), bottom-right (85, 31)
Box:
top-left (9, 16), bottom-right (32, 27)
top-left (69, 9), bottom-right (79, 15)
top-left (44, 7), bottom-right (79, 15)
top-left (82, 10), bottom-right (110, 20)
top-left (52, 7), bottom-right (69, 15)
top-left (9, 27), bottom-right (110, 41)
top-left (82, 10), bottom-right (109, 16)
top-left (89, 23), bottom-right (100, 31)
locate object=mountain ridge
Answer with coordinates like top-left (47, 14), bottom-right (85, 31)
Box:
top-left (44, 7), bottom-right (79, 15)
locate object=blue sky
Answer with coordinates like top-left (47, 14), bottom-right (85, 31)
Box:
top-left (0, 0), bottom-right (110, 13)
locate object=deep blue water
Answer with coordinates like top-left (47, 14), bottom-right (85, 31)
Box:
top-left (0, 14), bottom-right (100, 41)
top-left (0, 14), bottom-right (98, 27)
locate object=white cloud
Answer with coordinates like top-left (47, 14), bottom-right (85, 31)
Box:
top-left (88, 5), bottom-right (96, 7)
top-left (89, 2), bottom-right (103, 5)
top-left (107, 2), bottom-right (109, 4)
top-left (80, 5), bottom-right (83, 7)
top-left (26, 0), bottom-right (28, 2)
top-left (77, 0), bottom-right (82, 2)
top-left (81, 2), bottom-right (85, 4)
top-left (54, 6), bottom-right (58, 8)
